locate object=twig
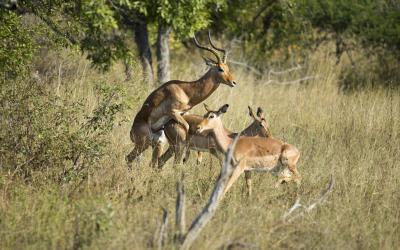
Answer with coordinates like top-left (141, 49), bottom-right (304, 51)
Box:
top-left (268, 65), bottom-right (302, 76)
top-left (224, 241), bottom-right (259, 250)
top-left (157, 208), bottom-right (169, 250)
top-left (265, 76), bottom-right (318, 86)
top-left (282, 175), bottom-right (334, 222)
top-left (227, 60), bottom-right (262, 76)
top-left (175, 181), bottom-right (186, 243)
top-left (180, 135), bottom-right (240, 250)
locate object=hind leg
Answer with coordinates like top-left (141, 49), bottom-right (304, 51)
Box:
top-left (158, 146), bottom-right (174, 169)
top-left (126, 141), bottom-right (150, 169)
top-left (279, 147), bottom-right (301, 185)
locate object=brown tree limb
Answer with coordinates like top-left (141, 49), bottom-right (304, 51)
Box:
top-left (179, 135), bottom-right (240, 250)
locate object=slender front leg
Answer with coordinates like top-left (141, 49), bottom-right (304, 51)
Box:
top-left (173, 143), bottom-right (185, 166)
top-left (158, 146), bottom-right (174, 169)
top-left (150, 141), bottom-right (163, 168)
top-left (244, 171), bottom-right (252, 197)
top-left (223, 162), bottom-right (246, 198)
top-left (182, 146), bottom-right (191, 163)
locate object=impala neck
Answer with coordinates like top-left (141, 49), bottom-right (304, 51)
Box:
top-left (183, 69), bottom-right (221, 106)
top-left (211, 121), bottom-right (233, 153)
top-left (241, 123), bottom-right (258, 137)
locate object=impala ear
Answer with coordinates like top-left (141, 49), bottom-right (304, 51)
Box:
top-left (203, 56), bottom-right (218, 67)
top-left (218, 104), bottom-right (229, 115)
top-left (248, 106), bottom-right (256, 118)
top-left (257, 107), bottom-right (265, 118)
top-left (203, 103), bottom-right (211, 112)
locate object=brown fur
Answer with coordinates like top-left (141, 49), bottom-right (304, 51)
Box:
top-left (196, 104), bottom-right (301, 197)
top-left (157, 106), bottom-right (271, 168)
top-left (126, 48), bottom-right (236, 168)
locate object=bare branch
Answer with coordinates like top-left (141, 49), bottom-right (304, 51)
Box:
top-left (282, 175), bottom-right (334, 222)
top-left (282, 198), bottom-right (302, 220)
top-left (157, 208), bottom-right (169, 250)
top-left (175, 181), bottom-right (186, 243)
top-left (180, 135), bottom-right (240, 250)
top-left (268, 65), bottom-right (302, 76)
top-left (224, 241), bottom-right (258, 250)
top-left (265, 76), bottom-right (319, 86)
top-left (227, 60), bottom-right (262, 76)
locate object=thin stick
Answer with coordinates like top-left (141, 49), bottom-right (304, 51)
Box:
top-left (282, 175), bottom-right (334, 222)
top-left (157, 208), bottom-right (169, 250)
top-left (180, 135), bottom-right (240, 250)
top-left (175, 181), bottom-right (186, 242)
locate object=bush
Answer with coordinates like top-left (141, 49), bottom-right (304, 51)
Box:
top-left (0, 77), bottom-right (125, 181)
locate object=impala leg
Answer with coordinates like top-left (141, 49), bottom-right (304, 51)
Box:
top-left (278, 146), bottom-right (301, 185)
top-left (244, 171), bottom-right (252, 197)
top-left (170, 109), bottom-right (190, 132)
top-left (126, 141), bottom-right (150, 169)
top-left (173, 143), bottom-right (185, 166)
top-left (196, 151), bottom-right (203, 165)
top-left (158, 146), bottom-right (174, 169)
top-left (182, 147), bottom-right (191, 163)
top-left (150, 141), bottom-right (163, 168)
top-left (210, 148), bottom-right (223, 165)
top-left (223, 162), bottom-right (245, 198)
top-left (285, 149), bottom-right (301, 185)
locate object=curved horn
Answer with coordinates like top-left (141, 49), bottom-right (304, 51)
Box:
top-left (193, 34), bottom-right (221, 64)
top-left (208, 31), bottom-right (227, 63)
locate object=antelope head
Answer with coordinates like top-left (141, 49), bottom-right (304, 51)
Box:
top-left (196, 103), bottom-right (229, 134)
top-left (246, 106), bottom-right (271, 137)
top-left (194, 31), bottom-right (236, 87)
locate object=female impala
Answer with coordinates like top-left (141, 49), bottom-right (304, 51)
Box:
top-left (126, 32), bottom-right (236, 168)
top-left (157, 105), bottom-right (271, 168)
top-left (196, 104), bottom-right (301, 197)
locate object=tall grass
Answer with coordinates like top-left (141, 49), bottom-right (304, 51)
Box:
top-left (0, 47), bottom-right (399, 249)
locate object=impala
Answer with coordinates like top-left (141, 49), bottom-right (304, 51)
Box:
top-left (157, 105), bottom-right (272, 168)
top-left (126, 32), bottom-right (236, 168)
top-left (196, 104), bottom-right (301, 197)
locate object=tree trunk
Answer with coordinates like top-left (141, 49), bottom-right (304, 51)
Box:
top-left (156, 24), bottom-right (172, 84)
top-left (134, 21), bottom-right (154, 84)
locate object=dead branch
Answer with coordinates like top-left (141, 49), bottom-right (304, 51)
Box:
top-left (175, 181), bottom-right (186, 243)
top-left (282, 175), bottom-right (334, 222)
top-left (265, 76), bottom-right (319, 86)
top-left (268, 65), bottom-right (302, 77)
top-left (157, 208), bottom-right (169, 250)
top-left (227, 60), bottom-right (262, 76)
top-left (223, 241), bottom-right (258, 250)
top-left (180, 135), bottom-right (240, 250)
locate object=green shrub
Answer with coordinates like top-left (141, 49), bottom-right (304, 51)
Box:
top-left (0, 77), bottom-right (125, 181)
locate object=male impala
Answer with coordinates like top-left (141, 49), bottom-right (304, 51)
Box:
top-left (157, 105), bottom-right (271, 168)
top-left (126, 33), bottom-right (236, 168)
top-left (196, 104), bottom-right (301, 197)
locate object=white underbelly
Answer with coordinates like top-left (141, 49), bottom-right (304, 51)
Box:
top-left (150, 130), bottom-right (168, 144)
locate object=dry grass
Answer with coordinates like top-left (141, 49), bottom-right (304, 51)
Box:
top-left (1, 47), bottom-right (399, 250)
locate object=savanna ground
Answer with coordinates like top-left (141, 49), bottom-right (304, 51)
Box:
top-left (1, 46), bottom-right (399, 250)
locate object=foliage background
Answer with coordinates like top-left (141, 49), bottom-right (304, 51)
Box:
top-left (0, 0), bottom-right (399, 249)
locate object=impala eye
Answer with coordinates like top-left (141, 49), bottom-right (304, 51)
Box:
top-left (210, 114), bottom-right (215, 119)
top-left (218, 67), bottom-right (224, 72)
